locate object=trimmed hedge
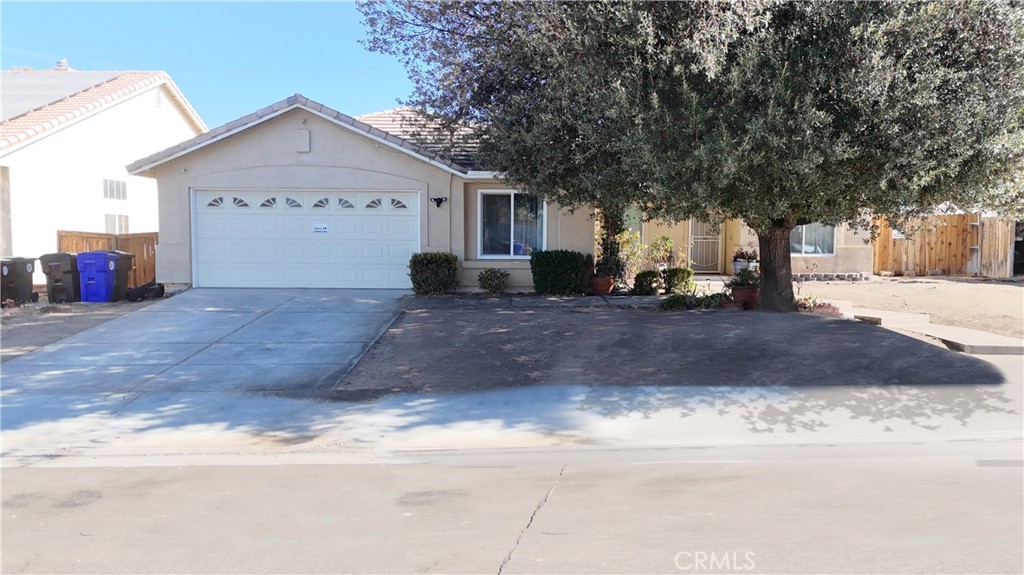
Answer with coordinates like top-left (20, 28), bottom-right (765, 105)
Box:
top-left (529, 250), bottom-right (591, 295)
top-left (478, 268), bottom-right (510, 295)
top-left (661, 267), bottom-right (695, 294)
top-left (630, 270), bottom-right (662, 296)
top-left (408, 252), bottom-right (459, 294)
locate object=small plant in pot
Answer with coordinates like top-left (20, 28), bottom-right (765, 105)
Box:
top-left (732, 247), bottom-right (759, 273)
top-left (726, 268), bottom-right (761, 310)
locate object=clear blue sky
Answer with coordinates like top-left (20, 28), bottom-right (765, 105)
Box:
top-left (1, 2), bottom-right (414, 127)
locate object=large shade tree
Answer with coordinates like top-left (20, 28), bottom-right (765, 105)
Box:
top-left (360, 0), bottom-right (1024, 310)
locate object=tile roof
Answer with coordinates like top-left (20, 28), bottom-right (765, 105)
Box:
top-left (0, 70), bottom-right (207, 153)
top-left (355, 107), bottom-right (482, 169)
top-left (128, 94), bottom-right (477, 176)
top-left (2, 70), bottom-right (122, 120)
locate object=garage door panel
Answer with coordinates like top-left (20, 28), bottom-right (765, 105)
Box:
top-left (255, 219), bottom-right (280, 234)
top-left (389, 244), bottom-right (417, 261)
top-left (309, 244), bottom-right (332, 259)
top-left (195, 190), bottom-right (418, 288)
top-left (361, 220), bottom-right (386, 236)
top-left (387, 219), bottom-right (418, 237)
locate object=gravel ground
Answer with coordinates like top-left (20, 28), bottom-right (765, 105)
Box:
top-left (798, 276), bottom-right (1023, 340)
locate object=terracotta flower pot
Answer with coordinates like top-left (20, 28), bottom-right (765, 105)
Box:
top-left (730, 286), bottom-right (760, 310)
top-left (590, 276), bottom-right (615, 295)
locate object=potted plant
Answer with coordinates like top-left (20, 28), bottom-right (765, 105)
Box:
top-left (732, 247), bottom-right (759, 273)
top-left (591, 252), bottom-right (621, 295)
top-left (719, 289), bottom-right (743, 310)
top-left (726, 268), bottom-right (760, 310)
top-left (732, 248), bottom-right (750, 274)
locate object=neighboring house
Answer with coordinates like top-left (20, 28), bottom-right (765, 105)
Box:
top-left (127, 94), bottom-right (874, 291)
top-left (0, 63), bottom-right (207, 283)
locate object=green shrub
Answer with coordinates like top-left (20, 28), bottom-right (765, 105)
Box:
top-left (408, 252), bottom-right (459, 295)
top-left (649, 235), bottom-right (674, 265)
top-left (478, 268), bottom-right (510, 295)
top-left (659, 294), bottom-right (692, 311)
top-left (659, 291), bottom-right (730, 311)
top-left (630, 270), bottom-right (662, 296)
top-left (529, 250), bottom-right (590, 295)
top-left (661, 267), bottom-right (695, 294)
top-left (726, 268), bottom-right (760, 288)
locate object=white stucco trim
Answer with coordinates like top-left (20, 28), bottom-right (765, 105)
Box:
top-left (466, 170), bottom-right (501, 180)
top-left (189, 187), bottom-right (199, 285)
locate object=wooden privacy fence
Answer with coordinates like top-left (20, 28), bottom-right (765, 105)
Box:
top-left (873, 215), bottom-right (1015, 278)
top-left (57, 230), bottom-right (158, 288)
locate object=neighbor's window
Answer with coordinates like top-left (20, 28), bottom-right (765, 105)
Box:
top-left (790, 223), bottom-right (835, 255)
top-left (103, 179), bottom-right (127, 200)
top-left (105, 214), bottom-right (129, 234)
top-left (479, 191), bottom-right (545, 257)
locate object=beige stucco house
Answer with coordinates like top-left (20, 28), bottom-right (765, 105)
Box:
top-left (1, 64), bottom-right (207, 283)
top-left (128, 94), bottom-right (873, 291)
top-left (128, 94), bottom-right (594, 290)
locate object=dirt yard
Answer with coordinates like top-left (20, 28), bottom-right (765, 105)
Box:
top-left (1, 299), bottom-right (156, 362)
top-left (801, 276), bottom-right (1023, 340)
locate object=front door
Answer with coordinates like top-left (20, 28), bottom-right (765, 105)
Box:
top-left (688, 219), bottom-right (721, 273)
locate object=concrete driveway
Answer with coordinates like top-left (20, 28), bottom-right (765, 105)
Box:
top-left (1, 289), bottom-right (411, 455)
top-left (2, 288), bottom-right (411, 395)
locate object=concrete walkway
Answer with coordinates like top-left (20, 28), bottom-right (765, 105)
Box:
top-left (851, 308), bottom-right (1024, 354)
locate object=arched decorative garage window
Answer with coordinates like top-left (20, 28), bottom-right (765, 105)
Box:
top-left (260, 197), bottom-right (277, 208)
top-left (286, 197), bottom-right (302, 208)
top-left (232, 197), bottom-right (249, 208)
top-left (338, 198), bottom-right (355, 209)
top-left (365, 198), bottom-right (383, 209)
top-left (390, 198), bottom-right (408, 209)
top-left (313, 198), bottom-right (329, 208)
top-left (206, 197), bottom-right (224, 208)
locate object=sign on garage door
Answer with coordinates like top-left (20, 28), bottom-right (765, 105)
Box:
top-left (194, 190), bottom-right (420, 288)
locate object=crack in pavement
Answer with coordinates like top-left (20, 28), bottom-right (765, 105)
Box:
top-left (497, 464), bottom-right (567, 575)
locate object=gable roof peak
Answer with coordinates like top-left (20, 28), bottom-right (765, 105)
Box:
top-left (0, 69), bottom-right (207, 153)
top-left (127, 93), bottom-right (473, 177)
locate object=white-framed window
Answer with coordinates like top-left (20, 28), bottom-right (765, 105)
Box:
top-left (478, 190), bottom-right (545, 258)
top-left (790, 223), bottom-right (835, 255)
top-left (103, 179), bottom-right (127, 200)
top-left (105, 214), bottom-right (129, 234)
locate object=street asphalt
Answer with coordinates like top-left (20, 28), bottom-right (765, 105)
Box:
top-left (3, 457), bottom-right (1021, 574)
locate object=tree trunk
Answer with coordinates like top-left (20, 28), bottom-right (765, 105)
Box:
top-left (757, 225), bottom-right (797, 311)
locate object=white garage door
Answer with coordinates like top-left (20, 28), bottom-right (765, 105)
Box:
top-left (193, 190), bottom-right (419, 288)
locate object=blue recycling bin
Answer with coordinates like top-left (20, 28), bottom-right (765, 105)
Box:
top-left (77, 251), bottom-right (118, 302)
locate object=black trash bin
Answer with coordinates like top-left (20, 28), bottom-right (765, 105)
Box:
top-left (104, 250), bottom-right (135, 301)
top-left (39, 253), bottom-right (80, 303)
top-left (1, 257), bottom-right (39, 305)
